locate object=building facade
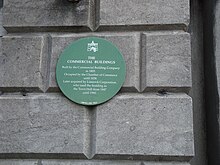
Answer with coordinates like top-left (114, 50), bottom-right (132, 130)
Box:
top-left (0, 0), bottom-right (219, 164)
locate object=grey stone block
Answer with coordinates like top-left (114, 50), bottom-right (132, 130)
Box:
top-left (0, 9), bottom-right (7, 36)
top-left (0, 94), bottom-right (88, 157)
top-left (0, 160), bottom-right (37, 165)
top-left (2, 0), bottom-right (91, 31)
top-left (42, 160), bottom-right (190, 165)
top-left (142, 32), bottom-right (191, 90)
top-left (49, 35), bottom-right (81, 91)
top-left (94, 93), bottom-right (194, 159)
top-left (99, 0), bottom-right (190, 27)
top-left (49, 33), bottom-right (140, 91)
top-left (144, 163), bottom-right (189, 165)
top-left (0, 160), bottom-right (190, 165)
top-left (0, 35), bottom-right (49, 92)
top-left (42, 160), bottom-right (141, 165)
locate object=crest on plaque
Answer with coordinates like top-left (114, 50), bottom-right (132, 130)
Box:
top-left (87, 41), bottom-right (98, 52)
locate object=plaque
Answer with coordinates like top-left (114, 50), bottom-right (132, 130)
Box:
top-left (56, 37), bottom-right (126, 105)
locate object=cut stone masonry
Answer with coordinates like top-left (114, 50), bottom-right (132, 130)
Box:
top-left (0, 0), bottom-right (194, 164)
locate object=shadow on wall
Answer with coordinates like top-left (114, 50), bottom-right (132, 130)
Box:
top-left (203, 0), bottom-right (220, 164)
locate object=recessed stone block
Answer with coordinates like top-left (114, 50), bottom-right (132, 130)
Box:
top-left (0, 94), bottom-right (87, 157)
top-left (94, 93), bottom-right (194, 159)
top-left (49, 33), bottom-right (140, 91)
top-left (99, 0), bottom-right (189, 27)
top-left (142, 32), bottom-right (191, 90)
top-left (2, 0), bottom-right (91, 31)
top-left (0, 36), bottom-right (48, 91)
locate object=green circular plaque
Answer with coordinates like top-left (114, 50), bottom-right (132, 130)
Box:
top-left (56, 37), bottom-right (126, 106)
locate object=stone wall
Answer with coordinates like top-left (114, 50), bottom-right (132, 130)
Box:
top-left (0, 0), bottom-right (198, 164)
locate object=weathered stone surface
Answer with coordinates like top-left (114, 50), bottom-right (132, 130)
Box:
top-left (42, 160), bottom-right (190, 165)
top-left (0, 160), bottom-right (37, 165)
top-left (94, 93), bottom-right (194, 158)
top-left (0, 9), bottom-right (7, 36)
top-left (49, 33), bottom-right (140, 91)
top-left (0, 36), bottom-right (48, 91)
top-left (0, 94), bottom-right (87, 157)
top-left (144, 163), bottom-right (189, 165)
top-left (2, 0), bottom-right (91, 31)
top-left (99, 0), bottom-right (190, 27)
top-left (142, 32), bottom-right (191, 90)
top-left (0, 160), bottom-right (190, 165)
top-left (42, 160), bottom-right (141, 165)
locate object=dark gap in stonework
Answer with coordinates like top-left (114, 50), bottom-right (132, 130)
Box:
top-left (96, 24), bottom-right (188, 32)
top-left (92, 154), bottom-right (192, 162)
top-left (203, 0), bottom-right (220, 164)
top-left (0, 0), bottom-right (3, 8)
top-left (157, 89), bottom-right (168, 96)
top-left (66, 0), bottom-right (81, 4)
top-left (0, 153), bottom-right (192, 161)
top-left (4, 26), bottom-right (92, 33)
top-left (0, 153), bottom-right (87, 159)
top-left (4, 25), bottom-right (187, 33)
